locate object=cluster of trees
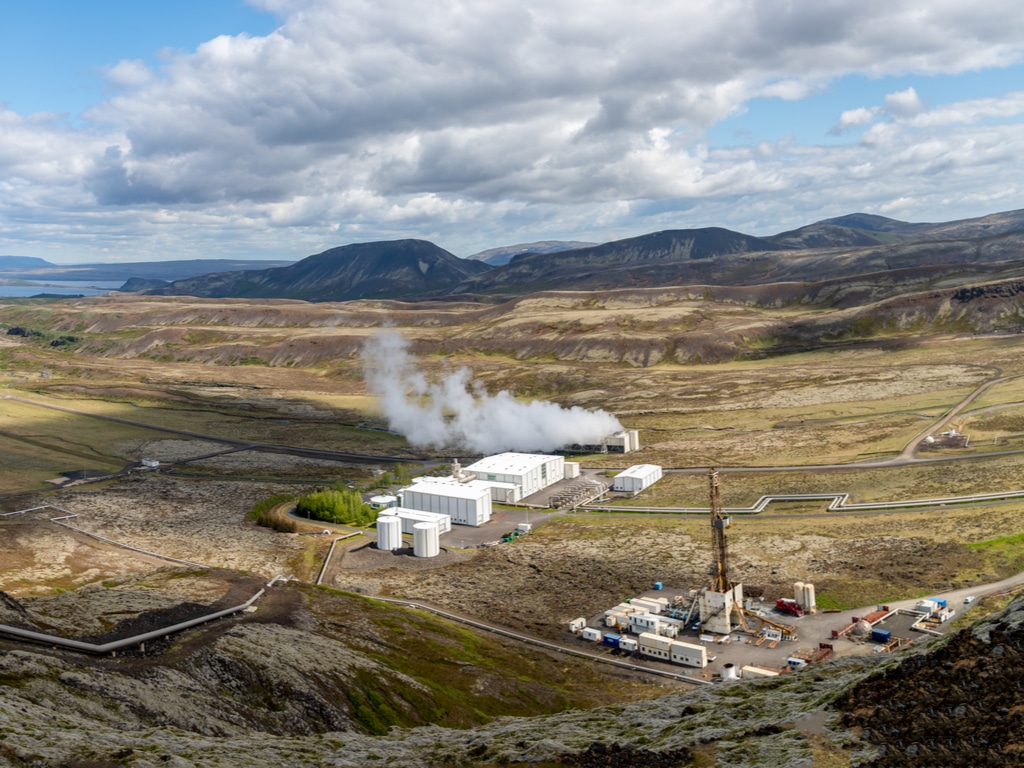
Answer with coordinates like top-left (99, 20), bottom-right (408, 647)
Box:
top-left (296, 485), bottom-right (375, 526)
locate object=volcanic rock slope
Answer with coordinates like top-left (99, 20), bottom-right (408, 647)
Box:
top-left (1, 579), bottom-right (1023, 767)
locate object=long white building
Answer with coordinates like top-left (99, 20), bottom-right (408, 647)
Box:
top-left (399, 480), bottom-right (492, 527)
top-left (378, 507), bottom-right (452, 535)
top-left (463, 452), bottom-right (564, 499)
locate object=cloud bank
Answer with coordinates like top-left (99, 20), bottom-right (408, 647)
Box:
top-left (4, 0), bottom-right (1024, 261)
top-left (362, 331), bottom-right (622, 454)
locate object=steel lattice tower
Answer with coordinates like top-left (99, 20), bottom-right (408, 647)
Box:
top-left (708, 468), bottom-right (732, 593)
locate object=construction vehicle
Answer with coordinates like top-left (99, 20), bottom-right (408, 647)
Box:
top-left (775, 598), bottom-right (805, 617)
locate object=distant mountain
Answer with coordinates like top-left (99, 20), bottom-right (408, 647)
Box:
top-left (770, 209), bottom-right (1024, 248)
top-left (124, 207), bottom-right (1024, 303)
top-left (152, 240), bottom-right (491, 301)
top-left (449, 209), bottom-right (1024, 298)
top-left (452, 227), bottom-right (787, 295)
top-left (0, 259), bottom-right (295, 283)
top-left (466, 241), bottom-right (598, 267)
top-left (0, 256), bottom-right (55, 270)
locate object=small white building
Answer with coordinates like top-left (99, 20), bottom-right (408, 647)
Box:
top-left (612, 464), bottom-right (663, 493)
top-left (400, 481), bottom-right (492, 527)
top-left (369, 494), bottom-right (398, 510)
top-left (605, 430), bottom-right (641, 453)
top-left (464, 452), bottom-right (565, 499)
top-left (378, 507), bottom-right (452, 535)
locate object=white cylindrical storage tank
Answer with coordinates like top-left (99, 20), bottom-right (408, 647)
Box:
top-left (413, 521), bottom-right (440, 558)
top-left (803, 582), bottom-right (816, 611)
top-left (794, 581), bottom-right (805, 609)
top-left (721, 663), bottom-right (739, 681)
top-left (376, 516), bottom-right (402, 551)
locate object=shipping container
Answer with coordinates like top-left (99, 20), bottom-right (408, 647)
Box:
top-left (871, 629), bottom-right (891, 643)
top-left (741, 665), bottom-right (780, 679)
top-left (638, 631), bottom-right (673, 651)
top-left (618, 637), bottom-right (638, 652)
top-left (631, 598), bottom-right (663, 614)
top-left (581, 627), bottom-right (602, 642)
top-left (669, 639), bottom-right (707, 668)
top-left (602, 634), bottom-right (621, 648)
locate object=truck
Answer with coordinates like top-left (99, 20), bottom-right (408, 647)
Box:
top-left (776, 598), bottom-right (805, 617)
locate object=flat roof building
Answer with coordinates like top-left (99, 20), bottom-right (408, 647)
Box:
top-left (464, 452), bottom-right (564, 498)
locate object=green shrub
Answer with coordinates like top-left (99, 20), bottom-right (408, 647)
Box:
top-left (296, 485), bottom-right (374, 526)
top-left (248, 494), bottom-right (298, 533)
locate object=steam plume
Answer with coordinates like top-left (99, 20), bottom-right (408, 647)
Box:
top-left (361, 331), bottom-right (623, 454)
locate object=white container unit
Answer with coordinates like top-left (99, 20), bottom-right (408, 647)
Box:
top-left (618, 636), bottom-right (638, 652)
top-left (638, 631), bottom-right (672, 660)
top-left (400, 482), bottom-right (492, 527)
top-left (412, 522), bottom-right (440, 558)
top-left (741, 665), bottom-right (780, 679)
top-left (568, 617), bottom-right (587, 633)
top-left (379, 507), bottom-right (452, 535)
top-left (564, 461), bottom-right (581, 479)
top-left (669, 640), bottom-right (708, 668)
top-left (631, 597), bottom-right (666, 614)
top-left (581, 627), bottom-right (602, 642)
top-left (629, 613), bottom-right (660, 635)
top-left (464, 453), bottom-right (565, 499)
top-left (375, 515), bottom-right (403, 551)
top-left (612, 464), bottom-right (663, 493)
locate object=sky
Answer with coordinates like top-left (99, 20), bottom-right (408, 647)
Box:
top-left (3, 1), bottom-right (1024, 264)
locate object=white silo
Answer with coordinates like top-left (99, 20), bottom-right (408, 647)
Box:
top-left (794, 581), bottom-right (806, 610)
top-left (803, 582), bottom-right (816, 612)
top-left (413, 521), bottom-right (440, 558)
top-left (721, 663), bottom-right (739, 681)
top-left (376, 515), bottom-right (403, 551)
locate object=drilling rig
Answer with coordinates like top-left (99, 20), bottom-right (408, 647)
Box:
top-left (697, 468), bottom-right (745, 635)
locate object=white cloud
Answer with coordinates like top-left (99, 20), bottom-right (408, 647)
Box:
top-left (831, 106), bottom-right (880, 134)
top-left (103, 59), bottom-right (154, 88)
top-left (4, 0), bottom-right (1024, 261)
top-left (885, 86), bottom-right (925, 117)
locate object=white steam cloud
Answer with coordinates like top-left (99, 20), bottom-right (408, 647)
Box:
top-left (362, 331), bottom-right (623, 454)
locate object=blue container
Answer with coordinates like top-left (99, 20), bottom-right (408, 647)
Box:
top-left (871, 629), bottom-right (891, 643)
top-left (603, 634), bottom-right (621, 648)
top-left (934, 598), bottom-right (947, 609)
top-left (653, 581), bottom-right (663, 590)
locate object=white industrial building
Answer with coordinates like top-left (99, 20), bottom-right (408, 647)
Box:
top-left (413, 475), bottom-right (521, 504)
top-left (399, 481), bottom-right (492, 527)
top-left (605, 430), bottom-right (641, 453)
top-left (612, 464), bottom-right (663, 493)
top-left (378, 507), bottom-right (452, 535)
top-left (463, 452), bottom-right (565, 499)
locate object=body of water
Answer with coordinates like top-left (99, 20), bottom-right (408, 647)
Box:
top-left (0, 281), bottom-right (124, 298)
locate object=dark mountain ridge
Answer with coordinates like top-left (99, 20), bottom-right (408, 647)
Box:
top-left (137, 207), bottom-right (1024, 303)
top-left (153, 239), bottom-right (489, 301)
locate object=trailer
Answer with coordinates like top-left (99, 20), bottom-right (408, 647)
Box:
top-left (775, 598), bottom-right (805, 617)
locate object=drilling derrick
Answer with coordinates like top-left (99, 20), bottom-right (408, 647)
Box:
top-left (698, 467), bottom-right (744, 635)
top-left (708, 467), bottom-right (732, 593)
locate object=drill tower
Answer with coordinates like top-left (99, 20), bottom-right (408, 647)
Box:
top-left (698, 468), bottom-right (744, 635)
top-left (709, 467), bottom-right (731, 593)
